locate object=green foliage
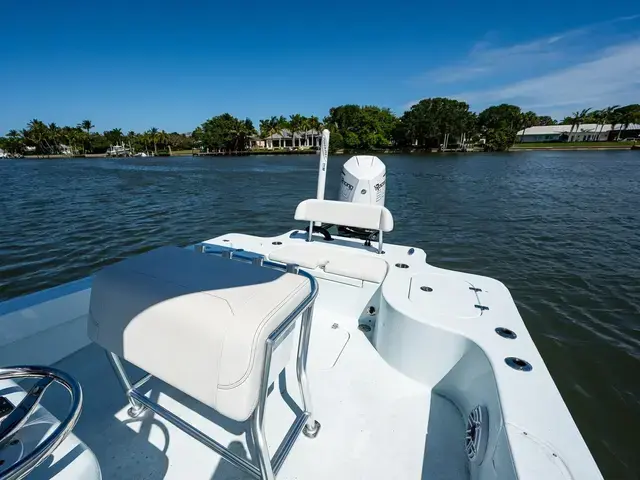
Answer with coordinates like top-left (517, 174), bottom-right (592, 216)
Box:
top-left (535, 116), bottom-right (557, 126)
top-left (324, 105), bottom-right (397, 150)
top-left (3, 102), bottom-right (636, 158)
top-left (478, 104), bottom-right (522, 151)
top-left (484, 129), bottom-right (514, 152)
top-left (395, 98), bottom-right (476, 148)
top-left (478, 104), bottom-right (522, 131)
top-left (0, 119), bottom-right (194, 156)
top-left (328, 131), bottom-right (344, 153)
top-left (198, 113), bottom-right (256, 152)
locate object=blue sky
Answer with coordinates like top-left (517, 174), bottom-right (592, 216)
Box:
top-left (1, 0), bottom-right (639, 133)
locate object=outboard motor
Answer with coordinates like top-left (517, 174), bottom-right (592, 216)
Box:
top-left (336, 155), bottom-right (387, 240)
top-left (312, 132), bottom-right (388, 242)
top-left (338, 155), bottom-right (386, 207)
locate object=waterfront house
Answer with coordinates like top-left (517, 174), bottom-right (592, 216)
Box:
top-left (516, 124), bottom-right (640, 142)
top-left (249, 129), bottom-right (321, 150)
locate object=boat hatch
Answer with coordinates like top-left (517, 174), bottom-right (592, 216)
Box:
top-left (408, 273), bottom-right (482, 318)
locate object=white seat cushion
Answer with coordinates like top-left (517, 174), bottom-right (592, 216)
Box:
top-left (88, 246), bottom-right (311, 422)
top-left (269, 244), bottom-right (388, 283)
top-left (322, 253), bottom-right (388, 283)
top-left (268, 244), bottom-right (331, 269)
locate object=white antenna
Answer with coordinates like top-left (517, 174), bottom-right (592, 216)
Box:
top-left (317, 129), bottom-right (330, 201)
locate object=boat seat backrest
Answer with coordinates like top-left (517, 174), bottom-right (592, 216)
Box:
top-left (294, 199), bottom-right (394, 232)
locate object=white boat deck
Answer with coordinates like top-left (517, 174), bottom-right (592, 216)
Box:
top-left (43, 307), bottom-right (466, 479)
top-left (0, 229), bottom-right (603, 479)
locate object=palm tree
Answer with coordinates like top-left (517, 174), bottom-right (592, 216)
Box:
top-left (300, 116), bottom-right (311, 147)
top-left (567, 111), bottom-right (579, 142)
top-left (60, 127), bottom-right (74, 155)
top-left (157, 130), bottom-right (168, 148)
top-left (598, 106), bottom-right (619, 142)
top-left (259, 118), bottom-right (278, 149)
top-left (308, 116), bottom-right (322, 147)
top-left (228, 120), bottom-right (253, 152)
top-left (276, 116), bottom-right (288, 148)
top-left (592, 106), bottom-right (617, 141)
top-left (519, 111), bottom-right (537, 143)
top-left (47, 123), bottom-right (60, 154)
top-left (113, 128), bottom-right (123, 144)
top-left (25, 119), bottom-right (45, 154)
top-left (126, 130), bottom-right (136, 150)
top-left (589, 109), bottom-right (604, 141)
top-left (568, 108), bottom-right (591, 142)
top-left (6, 129), bottom-right (22, 154)
top-left (269, 117), bottom-right (282, 148)
top-left (149, 127), bottom-right (159, 154)
top-left (80, 120), bottom-right (94, 134)
top-left (289, 114), bottom-right (305, 148)
top-left (140, 132), bottom-right (150, 153)
top-left (615, 108), bottom-right (639, 140)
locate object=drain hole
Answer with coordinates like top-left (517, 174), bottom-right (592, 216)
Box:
top-left (505, 357), bottom-right (532, 371)
top-left (395, 263), bottom-right (409, 269)
top-left (420, 286), bottom-right (433, 292)
top-left (358, 324), bottom-right (372, 333)
top-left (495, 327), bottom-right (517, 339)
top-left (272, 241), bottom-right (282, 245)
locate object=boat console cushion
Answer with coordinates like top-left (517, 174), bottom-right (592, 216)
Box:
top-left (295, 199), bottom-right (394, 232)
top-left (269, 244), bottom-right (388, 283)
top-left (268, 244), bottom-right (330, 269)
top-left (88, 246), bottom-right (311, 422)
top-left (322, 253), bottom-right (388, 283)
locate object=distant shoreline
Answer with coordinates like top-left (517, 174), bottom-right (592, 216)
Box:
top-left (9, 144), bottom-right (637, 159)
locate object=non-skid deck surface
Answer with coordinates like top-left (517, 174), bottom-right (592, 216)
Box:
top-left (44, 309), bottom-right (468, 479)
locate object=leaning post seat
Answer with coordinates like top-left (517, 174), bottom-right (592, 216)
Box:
top-left (87, 246), bottom-right (320, 480)
top-left (294, 199), bottom-right (394, 253)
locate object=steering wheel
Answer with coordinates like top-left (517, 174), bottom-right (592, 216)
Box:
top-left (0, 366), bottom-right (83, 480)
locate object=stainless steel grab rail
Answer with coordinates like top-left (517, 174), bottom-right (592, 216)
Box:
top-left (0, 366), bottom-right (83, 480)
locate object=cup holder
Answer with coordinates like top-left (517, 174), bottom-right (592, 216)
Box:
top-left (272, 241), bottom-right (283, 245)
top-left (495, 327), bottom-right (517, 339)
top-left (505, 357), bottom-right (532, 372)
top-left (395, 263), bottom-right (409, 269)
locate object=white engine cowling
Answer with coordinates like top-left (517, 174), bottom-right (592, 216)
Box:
top-left (338, 155), bottom-right (386, 207)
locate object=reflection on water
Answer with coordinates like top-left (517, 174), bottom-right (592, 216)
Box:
top-left (1, 152), bottom-right (639, 478)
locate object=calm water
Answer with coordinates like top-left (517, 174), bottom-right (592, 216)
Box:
top-left (1, 153), bottom-right (639, 477)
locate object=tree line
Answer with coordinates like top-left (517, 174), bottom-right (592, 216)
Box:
top-left (2, 100), bottom-right (639, 156)
top-left (0, 120), bottom-right (194, 156)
